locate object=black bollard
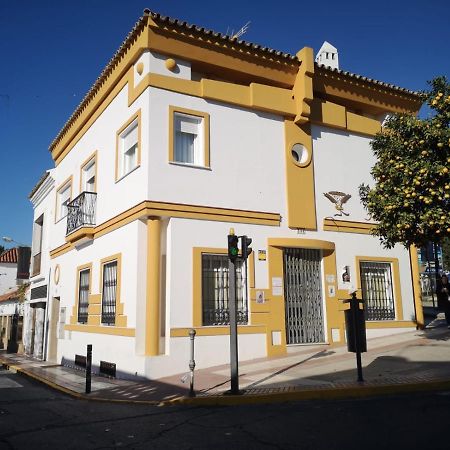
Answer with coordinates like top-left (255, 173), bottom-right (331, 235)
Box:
top-left (188, 329), bottom-right (196, 397)
top-left (86, 344), bottom-right (92, 394)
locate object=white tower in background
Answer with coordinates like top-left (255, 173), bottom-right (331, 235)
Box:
top-left (315, 41), bottom-right (339, 70)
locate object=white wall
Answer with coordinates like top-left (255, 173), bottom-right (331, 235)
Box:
top-left (50, 85), bottom-right (150, 251)
top-left (147, 88), bottom-right (286, 215)
top-left (0, 263), bottom-right (17, 295)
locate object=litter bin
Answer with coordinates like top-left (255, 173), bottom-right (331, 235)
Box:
top-left (344, 295), bottom-right (367, 353)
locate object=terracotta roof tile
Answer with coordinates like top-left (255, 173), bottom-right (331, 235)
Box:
top-left (0, 248), bottom-right (18, 263)
top-left (49, 9), bottom-right (423, 152)
top-left (0, 289), bottom-right (19, 303)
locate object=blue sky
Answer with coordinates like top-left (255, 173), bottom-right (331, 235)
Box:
top-left (0, 0), bottom-right (449, 248)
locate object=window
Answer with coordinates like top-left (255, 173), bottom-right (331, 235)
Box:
top-left (31, 214), bottom-right (44, 277)
top-left (116, 112), bottom-right (140, 180)
top-left (359, 261), bottom-right (395, 321)
top-left (101, 261), bottom-right (118, 325)
top-left (56, 179), bottom-right (72, 221)
top-left (201, 254), bottom-right (248, 326)
top-left (169, 106), bottom-right (210, 167)
top-left (77, 268), bottom-right (90, 324)
top-left (81, 155), bottom-right (96, 192)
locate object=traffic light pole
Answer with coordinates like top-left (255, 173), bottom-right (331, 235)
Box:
top-left (228, 259), bottom-right (240, 395)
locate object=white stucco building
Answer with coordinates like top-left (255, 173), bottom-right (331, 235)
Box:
top-left (31, 10), bottom-right (424, 379)
top-left (24, 171), bottom-right (57, 360)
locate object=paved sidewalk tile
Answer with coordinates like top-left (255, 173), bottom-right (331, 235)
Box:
top-left (2, 325), bottom-right (450, 405)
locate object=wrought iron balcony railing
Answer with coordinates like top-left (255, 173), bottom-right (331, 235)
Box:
top-left (66, 191), bottom-right (97, 235)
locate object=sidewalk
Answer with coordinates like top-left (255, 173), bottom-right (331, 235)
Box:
top-left (2, 315), bottom-right (450, 406)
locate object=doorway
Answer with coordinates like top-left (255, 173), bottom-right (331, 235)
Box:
top-left (283, 248), bottom-right (325, 344)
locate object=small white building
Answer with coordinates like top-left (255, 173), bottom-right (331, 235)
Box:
top-left (24, 171), bottom-right (57, 360)
top-left (35, 10), bottom-right (423, 379)
top-left (0, 247), bottom-right (30, 352)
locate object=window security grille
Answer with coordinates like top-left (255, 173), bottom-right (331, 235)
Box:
top-left (360, 261), bottom-right (395, 321)
top-left (101, 261), bottom-right (118, 325)
top-left (77, 269), bottom-right (90, 324)
top-left (201, 254), bottom-right (248, 326)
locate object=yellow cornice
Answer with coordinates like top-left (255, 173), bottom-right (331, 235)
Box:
top-left (50, 200), bottom-right (281, 258)
top-left (323, 218), bottom-right (376, 234)
top-left (314, 67), bottom-right (422, 115)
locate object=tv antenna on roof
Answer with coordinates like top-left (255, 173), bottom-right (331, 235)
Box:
top-left (227, 21), bottom-right (251, 40)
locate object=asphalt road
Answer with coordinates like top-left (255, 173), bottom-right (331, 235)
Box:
top-left (1, 367), bottom-right (449, 450)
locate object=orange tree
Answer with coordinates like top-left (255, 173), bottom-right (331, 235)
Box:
top-left (360, 77), bottom-right (450, 249)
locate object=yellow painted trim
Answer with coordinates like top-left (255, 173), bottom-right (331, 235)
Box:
top-left (265, 238), bottom-right (342, 355)
top-left (293, 47), bottom-right (314, 124)
top-left (365, 321), bottom-right (416, 329)
top-left (146, 218), bottom-right (161, 356)
top-left (115, 109), bottom-right (142, 181)
top-left (165, 58), bottom-right (177, 71)
top-left (355, 256), bottom-right (404, 321)
top-left (65, 226), bottom-right (95, 244)
top-left (168, 105), bottom-right (210, 168)
top-left (79, 150), bottom-right (98, 193)
top-left (89, 294), bottom-right (101, 304)
top-left (346, 111), bottom-right (381, 137)
top-left (192, 247), bottom-right (255, 328)
top-left (88, 304), bottom-right (101, 315)
top-left (136, 62), bottom-right (144, 75)
top-left (50, 243), bottom-right (72, 259)
top-left (99, 253), bottom-right (126, 326)
top-left (310, 99), bottom-right (347, 130)
top-left (54, 176), bottom-right (73, 223)
top-left (323, 218), bottom-right (376, 234)
top-left (314, 66), bottom-right (422, 116)
top-left (64, 324), bottom-right (135, 337)
top-left (409, 246), bottom-right (425, 329)
top-left (69, 263), bottom-right (92, 325)
top-left (284, 120), bottom-right (317, 229)
top-left (170, 325), bottom-right (266, 337)
top-left (268, 237), bottom-right (335, 252)
top-left (51, 200), bottom-right (281, 259)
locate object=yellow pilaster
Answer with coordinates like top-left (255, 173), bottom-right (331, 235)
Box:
top-left (146, 217), bottom-right (161, 355)
top-left (409, 245), bottom-right (425, 329)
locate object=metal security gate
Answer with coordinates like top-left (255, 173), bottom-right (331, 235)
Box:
top-left (283, 248), bottom-right (325, 344)
top-left (360, 261), bottom-right (395, 321)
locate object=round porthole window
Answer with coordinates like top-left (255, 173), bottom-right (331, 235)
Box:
top-left (291, 143), bottom-right (309, 165)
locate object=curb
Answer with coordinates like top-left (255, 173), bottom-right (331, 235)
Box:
top-left (3, 358), bottom-right (450, 408)
top-left (172, 379), bottom-right (450, 406)
top-left (1, 359), bottom-right (167, 406)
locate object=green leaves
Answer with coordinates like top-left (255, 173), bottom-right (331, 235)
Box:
top-left (360, 76), bottom-right (450, 249)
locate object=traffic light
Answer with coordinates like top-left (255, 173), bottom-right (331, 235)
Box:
top-left (228, 230), bottom-right (239, 263)
top-left (241, 235), bottom-right (252, 260)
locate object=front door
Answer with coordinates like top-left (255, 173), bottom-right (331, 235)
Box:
top-left (283, 248), bottom-right (325, 344)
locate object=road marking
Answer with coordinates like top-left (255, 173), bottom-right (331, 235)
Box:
top-left (0, 377), bottom-right (23, 389)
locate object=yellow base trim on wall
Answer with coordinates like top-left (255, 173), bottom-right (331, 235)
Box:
top-left (323, 218), bottom-right (376, 234)
top-left (64, 324), bottom-right (135, 337)
top-left (51, 201), bottom-right (281, 259)
top-left (170, 325), bottom-right (266, 337)
top-left (365, 321), bottom-right (416, 329)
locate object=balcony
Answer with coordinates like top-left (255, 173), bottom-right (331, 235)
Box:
top-left (66, 192), bottom-right (97, 244)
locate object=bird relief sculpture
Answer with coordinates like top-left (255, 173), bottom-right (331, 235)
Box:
top-left (324, 191), bottom-right (352, 217)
